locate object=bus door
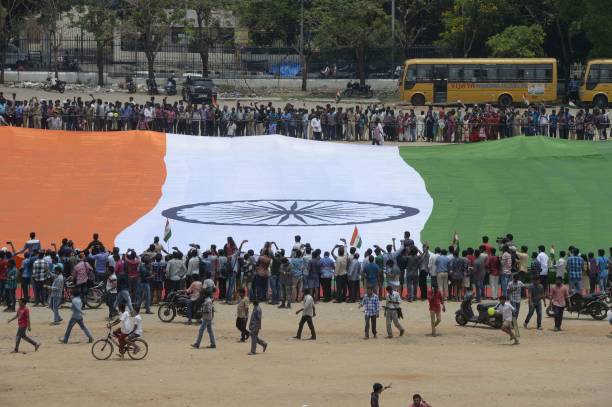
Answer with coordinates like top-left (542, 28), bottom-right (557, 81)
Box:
top-left (433, 65), bottom-right (448, 103)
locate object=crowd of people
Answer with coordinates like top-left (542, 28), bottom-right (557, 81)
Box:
top-left (2, 231), bottom-right (611, 351)
top-left (1, 91), bottom-right (610, 143)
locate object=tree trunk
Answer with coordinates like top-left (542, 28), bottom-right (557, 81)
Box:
top-left (356, 45), bottom-right (366, 87)
top-left (301, 53), bottom-right (308, 91)
top-left (146, 51), bottom-right (155, 80)
top-left (200, 44), bottom-right (209, 78)
top-left (96, 43), bottom-right (105, 87)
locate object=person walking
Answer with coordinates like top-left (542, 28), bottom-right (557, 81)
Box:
top-left (248, 299), bottom-right (267, 355)
top-left (384, 285), bottom-right (405, 338)
top-left (359, 286), bottom-right (380, 339)
top-left (8, 298), bottom-right (40, 353)
top-left (47, 266), bottom-right (64, 325)
top-left (191, 291), bottom-right (216, 349)
top-left (294, 289), bottom-right (316, 340)
top-left (60, 290), bottom-right (94, 344)
top-left (428, 285), bottom-right (445, 337)
top-left (235, 288), bottom-right (250, 342)
top-left (550, 276), bottom-right (570, 331)
top-left (497, 295), bottom-right (519, 345)
top-left (507, 273), bottom-right (524, 337)
top-left (524, 277), bottom-right (546, 329)
top-left (370, 383), bottom-right (391, 407)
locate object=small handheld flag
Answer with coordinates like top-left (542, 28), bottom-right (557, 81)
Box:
top-left (349, 226), bottom-right (362, 249)
top-left (163, 218), bottom-right (172, 242)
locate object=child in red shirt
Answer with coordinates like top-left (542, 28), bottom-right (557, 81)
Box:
top-left (8, 298), bottom-right (40, 353)
top-left (428, 285), bottom-right (446, 337)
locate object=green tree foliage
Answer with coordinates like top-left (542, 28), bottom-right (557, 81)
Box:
top-left (487, 24), bottom-right (545, 57)
top-left (0, 1), bottom-right (40, 83)
top-left (70, 0), bottom-right (118, 86)
top-left (437, 0), bottom-right (511, 57)
top-left (311, 0), bottom-right (390, 86)
top-left (37, 0), bottom-right (75, 79)
top-left (236, 0), bottom-right (299, 46)
top-left (581, 0), bottom-right (612, 57)
top-left (122, 0), bottom-right (186, 80)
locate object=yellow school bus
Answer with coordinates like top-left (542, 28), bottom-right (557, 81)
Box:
top-left (399, 58), bottom-right (558, 107)
top-left (579, 59), bottom-right (612, 108)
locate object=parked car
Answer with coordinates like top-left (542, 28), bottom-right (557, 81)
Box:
top-left (182, 77), bottom-right (217, 104)
top-left (2, 44), bottom-right (28, 69)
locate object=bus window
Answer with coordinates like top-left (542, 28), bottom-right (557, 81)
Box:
top-left (518, 65), bottom-right (535, 81)
top-left (416, 64), bottom-right (432, 82)
top-left (531, 64), bottom-right (553, 82)
top-left (481, 65), bottom-right (498, 81)
top-left (449, 65), bottom-right (464, 81)
top-left (599, 65), bottom-right (611, 83)
top-left (499, 65), bottom-right (518, 81)
top-left (463, 65), bottom-right (478, 82)
top-left (404, 66), bottom-right (416, 89)
top-left (587, 64), bottom-right (600, 90)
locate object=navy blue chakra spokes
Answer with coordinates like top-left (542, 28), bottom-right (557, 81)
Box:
top-left (162, 199), bottom-right (419, 227)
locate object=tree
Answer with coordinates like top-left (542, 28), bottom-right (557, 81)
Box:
top-left (311, 0), bottom-right (390, 86)
top-left (122, 0), bottom-right (186, 80)
top-left (394, 0), bottom-right (449, 49)
top-left (185, 0), bottom-right (231, 78)
top-left (236, 0), bottom-right (299, 46)
top-left (487, 24), bottom-right (545, 57)
top-left (37, 0), bottom-right (74, 79)
top-left (437, 0), bottom-right (510, 57)
top-left (70, 0), bottom-right (118, 86)
top-left (0, 0), bottom-right (38, 84)
top-left (581, 0), bottom-right (612, 57)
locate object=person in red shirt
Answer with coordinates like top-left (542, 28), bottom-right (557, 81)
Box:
top-left (427, 285), bottom-right (445, 337)
top-left (8, 298), bottom-right (40, 353)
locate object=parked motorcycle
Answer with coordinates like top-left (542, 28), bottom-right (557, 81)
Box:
top-left (157, 290), bottom-right (202, 323)
top-left (546, 292), bottom-right (609, 320)
top-left (342, 81), bottom-right (373, 98)
top-left (146, 78), bottom-right (158, 95)
top-left (125, 76), bottom-right (137, 94)
top-left (43, 77), bottom-right (65, 93)
top-left (164, 76), bottom-right (177, 96)
top-left (455, 292), bottom-right (502, 329)
top-left (62, 280), bottom-right (105, 309)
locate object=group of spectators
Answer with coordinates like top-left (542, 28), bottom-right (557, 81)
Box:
top-left (1, 91), bottom-right (610, 143)
top-left (1, 231), bottom-right (609, 316)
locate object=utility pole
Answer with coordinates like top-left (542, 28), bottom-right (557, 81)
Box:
top-left (300, 0), bottom-right (306, 91)
top-left (391, 0), bottom-right (395, 76)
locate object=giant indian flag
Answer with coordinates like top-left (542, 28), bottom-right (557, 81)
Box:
top-left (0, 128), bottom-right (433, 251)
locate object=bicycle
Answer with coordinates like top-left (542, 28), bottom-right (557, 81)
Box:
top-left (91, 324), bottom-right (148, 360)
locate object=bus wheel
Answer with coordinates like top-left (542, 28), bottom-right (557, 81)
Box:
top-left (498, 94), bottom-right (513, 108)
top-left (593, 94), bottom-right (608, 109)
top-left (411, 94), bottom-right (425, 106)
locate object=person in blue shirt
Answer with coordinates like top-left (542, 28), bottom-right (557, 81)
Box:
top-left (21, 253), bottom-right (35, 303)
top-left (319, 251), bottom-right (335, 302)
top-left (549, 109), bottom-right (558, 138)
top-left (60, 290), bottom-right (94, 344)
top-left (363, 256), bottom-right (380, 293)
top-left (596, 249), bottom-right (608, 293)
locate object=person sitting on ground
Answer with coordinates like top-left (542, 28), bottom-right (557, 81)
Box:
top-left (408, 394), bottom-right (431, 407)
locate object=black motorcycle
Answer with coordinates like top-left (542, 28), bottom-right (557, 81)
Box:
top-left (125, 76), bottom-right (137, 94)
top-left (455, 292), bottom-right (503, 329)
top-left (157, 290), bottom-right (202, 323)
top-left (164, 76), bottom-right (177, 96)
top-left (342, 81), bottom-right (374, 98)
top-left (546, 292), bottom-right (608, 320)
top-left (43, 77), bottom-right (65, 93)
top-left (146, 78), bottom-right (158, 95)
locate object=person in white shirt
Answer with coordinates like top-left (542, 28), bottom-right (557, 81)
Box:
top-left (110, 303), bottom-right (133, 357)
top-left (294, 290), bottom-right (316, 340)
top-left (497, 296), bottom-right (519, 345)
top-left (536, 245), bottom-right (549, 292)
top-left (310, 116), bottom-right (322, 140)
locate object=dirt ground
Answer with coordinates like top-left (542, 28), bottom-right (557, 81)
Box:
top-left (1, 299), bottom-right (610, 407)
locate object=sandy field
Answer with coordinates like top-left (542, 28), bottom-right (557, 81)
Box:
top-left (1, 298), bottom-right (610, 407)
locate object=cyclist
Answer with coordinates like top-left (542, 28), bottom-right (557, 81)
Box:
top-left (126, 305), bottom-right (143, 353)
top-left (109, 302), bottom-right (132, 357)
